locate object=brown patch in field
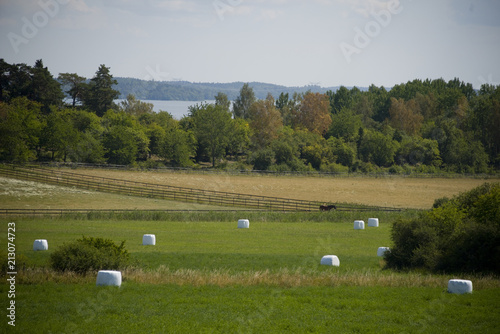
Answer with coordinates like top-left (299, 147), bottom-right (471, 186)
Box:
top-left (67, 170), bottom-right (497, 209)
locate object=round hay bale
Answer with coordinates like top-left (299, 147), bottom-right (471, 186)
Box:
top-left (238, 219), bottom-right (250, 229)
top-left (320, 255), bottom-right (340, 266)
top-left (354, 220), bottom-right (365, 230)
top-left (142, 234), bottom-right (156, 246)
top-left (96, 270), bottom-right (122, 287)
top-left (377, 247), bottom-right (390, 257)
top-left (448, 279), bottom-right (473, 294)
top-left (368, 218), bottom-right (379, 227)
top-left (33, 239), bottom-right (48, 251)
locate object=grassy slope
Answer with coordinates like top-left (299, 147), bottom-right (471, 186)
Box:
top-left (0, 176), bottom-right (239, 211)
top-left (3, 216), bottom-right (499, 333)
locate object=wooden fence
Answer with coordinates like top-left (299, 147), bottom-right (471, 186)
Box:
top-left (0, 164), bottom-right (401, 212)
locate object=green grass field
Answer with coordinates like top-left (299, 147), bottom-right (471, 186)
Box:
top-left (2, 213), bottom-right (499, 333)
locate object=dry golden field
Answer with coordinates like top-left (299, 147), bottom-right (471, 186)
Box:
top-left (63, 169), bottom-right (497, 209)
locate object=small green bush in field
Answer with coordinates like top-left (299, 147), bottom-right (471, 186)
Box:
top-left (50, 236), bottom-right (129, 274)
top-left (385, 182), bottom-right (500, 274)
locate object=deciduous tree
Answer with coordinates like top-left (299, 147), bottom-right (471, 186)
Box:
top-left (193, 104), bottom-right (232, 167)
top-left (248, 94), bottom-right (283, 148)
top-left (292, 92), bottom-right (331, 136)
top-left (233, 83), bottom-right (256, 119)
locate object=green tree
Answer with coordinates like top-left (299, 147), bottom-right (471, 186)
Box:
top-left (40, 108), bottom-right (78, 161)
top-left (233, 83), bottom-right (256, 119)
top-left (331, 86), bottom-right (352, 114)
top-left (227, 118), bottom-right (251, 157)
top-left (193, 104), bottom-right (232, 167)
top-left (359, 130), bottom-right (398, 167)
top-left (327, 137), bottom-right (356, 168)
top-left (120, 94), bottom-right (154, 116)
top-left (0, 59), bottom-right (63, 112)
top-left (83, 65), bottom-right (119, 117)
top-left (58, 73), bottom-right (87, 107)
top-left (469, 86), bottom-right (500, 167)
top-left (275, 92), bottom-right (295, 126)
top-left (214, 92), bottom-right (231, 112)
top-left (0, 97), bottom-right (43, 162)
top-left (395, 136), bottom-right (441, 167)
top-left (103, 125), bottom-right (139, 165)
top-left (327, 108), bottom-right (362, 142)
top-left (250, 148), bottom-right (275, 170)
top-left (67, 109), bottom-right (105, 163)
top-left (160, 128), bottom-right (195, 167)
top-left (29, 59), bottom-right (64, 112)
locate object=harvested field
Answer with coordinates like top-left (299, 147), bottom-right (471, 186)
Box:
top-left (0, 177), bottom-right (232, 211)
top-left (65, 169), bottom-right (497, 209)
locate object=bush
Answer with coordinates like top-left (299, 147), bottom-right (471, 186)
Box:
top-left (250, 149), bottom-right (274, 171)
top-left (385, 182), bottom-right (500, 274)
top-left (50, 236), bottom-right (130, 274)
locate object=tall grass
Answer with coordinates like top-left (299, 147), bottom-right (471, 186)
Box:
top-left (55, 209), bottom-right (420, 222)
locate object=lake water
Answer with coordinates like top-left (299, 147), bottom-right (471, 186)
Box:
top-left (67, 99), bottom-right (218, 120)
top-left (117, 99), bottom-right (216, 120)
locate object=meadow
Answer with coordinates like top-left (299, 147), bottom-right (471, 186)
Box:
top-left (2, 212), bottom-right (500, 333)
top-left (1, 170), bottom-right (499, 333)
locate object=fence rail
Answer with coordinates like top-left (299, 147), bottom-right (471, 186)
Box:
top-left (36, 161), bottom-right (500, 179)
top-left (0, 164), bottom-right (401, 212)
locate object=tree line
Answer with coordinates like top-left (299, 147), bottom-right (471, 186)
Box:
top-left (1, 59), bottom-right (499, 173)
top-left (114, 77), bottom-right (334, 101)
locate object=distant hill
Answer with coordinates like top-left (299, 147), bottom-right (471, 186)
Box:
top-left (114, 77), bottom-right (351, 101)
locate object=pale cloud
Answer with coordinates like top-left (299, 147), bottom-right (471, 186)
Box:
top-left (335, 0), bottom-right (402, 18)
top-left (66, 0), bottom-right (98, 14)
top-left (257, 9), bottom-right (283, 21)
top-left (152, 0), bottom-right (196, 12)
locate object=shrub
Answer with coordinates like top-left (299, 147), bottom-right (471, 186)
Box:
top-left (385, 182), bottom-right (500, 274)
top-left (250, 149), bottom-right (274, 171)
top-left (432, 196), bottom-right (450, 208)
top-left (50, 236), bottom-right (130, 274)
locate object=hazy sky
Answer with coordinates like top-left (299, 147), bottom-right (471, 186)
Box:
top-left (1, 0), bottom-right (499, 89)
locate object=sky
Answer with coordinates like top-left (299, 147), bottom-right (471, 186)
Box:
top-left (1, 0), bottom-right (500, 89)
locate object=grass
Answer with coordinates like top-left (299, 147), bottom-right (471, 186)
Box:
top-left (2, 215), bottom-right (499, 333)
top-left (0, 176), bottom-right (240, 211)
top-left (7, 283), bottom-right (500, 333)
top-left (2, 168), bottom-right (499, 332)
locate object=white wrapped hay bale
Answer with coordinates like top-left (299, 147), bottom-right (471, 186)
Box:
top-left (238, 219), bottom-right (250, 229)
top-left (33, 239), bottom-right (48, 251)
top-left (142, 234), bottom-right (156, 246)
top-left (448, 279), bottom-right (473, 294)
top-left (96, 270), bottom-right (122, 287)
top-left (368, 218), bottom-right (379, 227)
top-left (377, 247), bottom-right (390, 257)
top-left (354, 220), bottom-right (365, 230)
top-left (320, 255), bottom-right (340, 266)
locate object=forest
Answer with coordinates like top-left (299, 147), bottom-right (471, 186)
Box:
top-left (114, 77), bottom-right (336, 101)
top-left (0, 59), bottom-right (499, 174)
